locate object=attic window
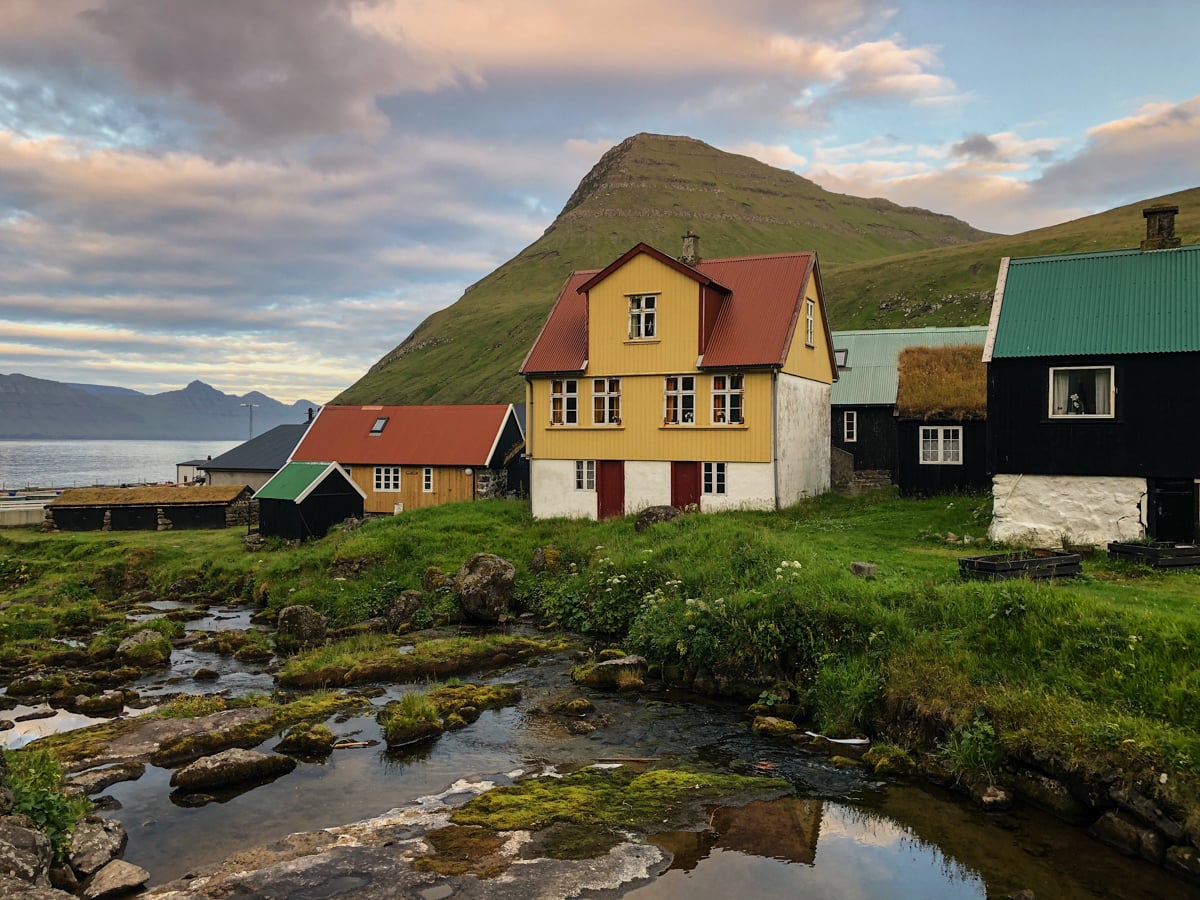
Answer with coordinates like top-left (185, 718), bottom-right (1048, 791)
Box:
top-left (628, 294), bottom-right (657, 339)
top-left (370, 417), bottom-right (389, 435)
top-left (1049, 366), bottom-right (1114, 418)
top-left (834, 349), bottom-right (848, 368)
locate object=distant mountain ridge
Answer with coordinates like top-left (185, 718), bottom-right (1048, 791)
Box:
top-left (0, 374), bottom-right (318, 439)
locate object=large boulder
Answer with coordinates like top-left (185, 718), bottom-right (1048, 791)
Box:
top-left (170, 748), bottom-right (296, 792)
top-left (453, 554), bottom-right (515, 623)
top-left (72, 691), bottom-right (126, 717)
top-left (634, 505), bottom-right (682, 532)
top-left (385, 591), bottom-right (424, 632)
top-left (276, 605), bottom-right (327, 648)
top-left (0, 815), bottom-right (53, 885)
top-left (68, 818), bottom-right (127, 879)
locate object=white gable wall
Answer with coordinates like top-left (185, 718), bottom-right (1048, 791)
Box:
top-left (776, 373), bottom-right (831, 506)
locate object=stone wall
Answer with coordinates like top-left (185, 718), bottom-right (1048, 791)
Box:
top-left (990, 474), bottom-right (1146, 546)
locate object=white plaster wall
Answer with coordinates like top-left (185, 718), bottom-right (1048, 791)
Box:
top-left (701, 463), bottom-right (775, 512)
top-left (775, 374), bottom-right (831, 507)
top-left (531, 459), bottom-right (595, 519)
top-left (989, 474), bottom-right (1147, 545)
top-left (624, 461), bottom-right (671, 514)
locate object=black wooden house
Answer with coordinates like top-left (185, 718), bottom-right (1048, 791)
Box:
top-left (984, 204), bottom-right (1200, 545)
top-left (256, 461), bottom-right (365, 540)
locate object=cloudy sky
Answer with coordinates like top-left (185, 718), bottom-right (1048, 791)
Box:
top-left (3, 1), bottom-right (1198, 404)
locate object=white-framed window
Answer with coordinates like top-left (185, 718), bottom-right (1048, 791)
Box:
top-left (664, 375), bottom-right (695, 424)
top-left (592, 378), bottom-right (621, 425)
top-left (919, 427), bottom-right (962, 465)
top-left (703, 462), bottom-right (726, 494)
top-left (575, 460), bottom-right (595, 490)
top-left (422, 467), bottom-right (433, 493)
top-left (375, 466), bottom-right (402, 491)
top-left (844, 410), bottom-right (857, 443)
top-left (628, 294), bottom-right (657, 339)
top-left (805, 299), bottom-right (815, 347)
top-left (1049, 366), bottom-right (1114, 418)
top-left (711, 374), bottom-right (744, 424)
top-left (550, 379), bottom-right (578, 425)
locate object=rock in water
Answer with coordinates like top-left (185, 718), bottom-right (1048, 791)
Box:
top-left (276, 605), bottom-right (327, 648)
top-left (169, 748), bottom-right (296, 791)
top-left (454, 553), bottom-right (515, 623)
top-left (68, 818), bottom-right (127, 878)
top-left (81, 859), bottom-right (149, 900)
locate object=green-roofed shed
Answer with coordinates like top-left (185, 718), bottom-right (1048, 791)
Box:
top-left (256, 462), bottom-right (365, 540)
top-left (984, 205), bottom-right (1200, 546)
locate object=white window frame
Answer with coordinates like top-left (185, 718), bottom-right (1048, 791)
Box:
top-left (919, 426), bottom-right (963, 465)
top-left (805, 299), bottom-right (815, 347)
top-left (375, 466), bottom-right (402, 491)
top-left (575, 460), bottom-right (596, 490)
top-left (711, 374), bottom-right (744, 425)
top-left (703, 462), bottom-right (727, 495)
top-left (664, 375), bottom-right (696, 425)
top-left (550, 378), bottom-right (578, 426)
top-left (592, 378), bottom-right (622, 425)
top-left (834, 348), bottom-right (848, 368)
top-left (1048, 365), bottom-right (1115, 419)
top-left (628, 294), bottom-right (657, 339)
top-left (422, 467), bottom-right (433, 493)
top-left (843, 410), bottom-right (857, 443)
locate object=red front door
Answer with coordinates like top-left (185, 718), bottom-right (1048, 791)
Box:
top-left (671, 461), bottom-right (701, 509)
top-left (597, 460), bottom-right (624, 520)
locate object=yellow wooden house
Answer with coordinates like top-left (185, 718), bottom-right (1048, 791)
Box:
top-left (520, 236), bottom-right (836, 519)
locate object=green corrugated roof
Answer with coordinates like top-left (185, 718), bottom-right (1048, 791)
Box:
top-left (256, 461), bottom-right (337, 502)
top-left (991, 244), bottom-right (1200, 358)
top-left (831, 327), bottom-right (988, 406)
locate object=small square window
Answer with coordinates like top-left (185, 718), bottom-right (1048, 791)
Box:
top-left (703, 462), bottom-right (726, 494)
top-left (919, 427), bottom-right (962, 465)
top-left (575, 460), bottom-right (596, 490)
top-left (1049, 366), bottom-right (1114, 418)
top-left (375, 466), bottom-right (402, 490)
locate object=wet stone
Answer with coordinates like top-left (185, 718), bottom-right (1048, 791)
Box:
top-left (170, 748), bottom-right (297, 792)
top-left (68, 817), bottom-right (127, 878)
top-left (0, 816), bottom-right (53, 885)
top-left (68, 763), bottom-right (146, 796)
top-left (81, 858), bottom-right (149, 900)
top-left (1090, 810), bottom-right (1166, 864)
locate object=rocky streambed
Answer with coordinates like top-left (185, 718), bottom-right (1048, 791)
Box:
top-left (1, 585), bottom-right (1196, 899)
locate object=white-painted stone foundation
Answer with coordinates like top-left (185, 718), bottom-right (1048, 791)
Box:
top-left (530, 459), bottom-right (596, 519)
top-left (989, 474), bottom-right (1147, 546)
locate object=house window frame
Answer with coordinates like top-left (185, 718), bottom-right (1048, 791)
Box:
top-left (843, 410), bottom-right (857, 443)
top-left (834, 348), bottom-right (848, 368)
top-left (703, 462), bottom-right (727, 495)
top-left (919, 426), bottom-right (963, 465)
top-left (422, 467), bottom-right (433, 493)
top-left (575, 459), bottom-right (596, 491)
top-left (592, 378), bottom-right (622, 425)
top-left (369, 417), bottom-right (389, 436)
top-left (1048, 365), bottom-right (1115, 419)
top-left (805, 299), bottom-right (815, 347)
top-left (374, 465), bottom-right (402, 491)
top-left (550, 378), bottom-right (578, 426)
top-left (628, 294), bottom-right (658, 340)
top-left (663, 375), bottom-right (696, 425)
top-left (711, 373), bottom-right (744, 424)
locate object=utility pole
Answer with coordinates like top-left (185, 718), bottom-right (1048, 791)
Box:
top-left (240, 402), bottom-right (259, 440)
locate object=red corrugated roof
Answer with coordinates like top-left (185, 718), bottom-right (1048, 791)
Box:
top-left (698, 253), bottom-right (814, 367)
top-left (292, 405), bottom-right (514, 466)
top-left (521, 248), bottom-right (820, 373)
top-left (577, 243), bottom-right (727, 293)
top-left (519, 271), bottom-right (595, 374)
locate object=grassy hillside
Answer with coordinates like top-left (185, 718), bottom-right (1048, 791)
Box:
top-left (336, 133), bottom-right (992, 405)
top-left (824, 186), bottom-right (1200, 329)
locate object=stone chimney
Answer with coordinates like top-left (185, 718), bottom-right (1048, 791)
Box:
top-left (1141, 204), bottom-right (1181, 250)
top-left (680, 230), bottom-right (700, 266)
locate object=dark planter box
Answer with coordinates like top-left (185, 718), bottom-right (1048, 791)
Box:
top-left (1106, 541), bottom-right (1200, 569)
top-left (959, 549), bottom-right (1083, 581)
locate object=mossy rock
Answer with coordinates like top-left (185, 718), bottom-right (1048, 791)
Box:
top-left (572, 656), bottom-right (647, 692)
top-left (274, 723), bottom-right (335, 757)
top-left (547, 698), bottom-right (595, 717)
top-left (541, 822), bottom-right (623, 860)
top-left (751, 716), bottom-right (798, 737)
top-left (597, 648), bottom-right (628, 662)
top-left (863, 745), bottom-right (916, 776)
top-left (411, 825), bottom-right (507, 878)
top-left (382, 718), bottom-right (443, 748)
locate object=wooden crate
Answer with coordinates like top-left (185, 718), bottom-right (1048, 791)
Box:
top-left (959, 548), bottom-right (1083, 581)
top-left (1107, 542), bottom-right (1200, 569)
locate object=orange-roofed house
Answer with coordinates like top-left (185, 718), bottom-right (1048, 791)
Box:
top-left (289, 404), bottom-right (525, 514)
top-left (519, 235), bottom-right (836, 520)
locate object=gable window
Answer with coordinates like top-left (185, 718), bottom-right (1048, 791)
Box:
top-left (703, 462), bottom-right (726, 494)
top-left (711, 374), bottom-right (744, 424)
top-left (550, 379), bottom-right (578, 425)
top-left (369, 417), bottom-right (388, 435)
top-left (664, 375), bottom-right (695, 424)
top-left (834, 348), bottom-right (848, 368)
top-left (592, 378), bottom-right (621, 425)
top-left (844, 410), bottom-right (857, 443)
top-left (628, 294), bottom-right (657, 339)
top-left (375, 466), bottom-right (402, 491)
top-left (1049, 366), bottom-right (1114, 418)
top-left (920, 427), bottom-right (962, 465)
top-left (805, 299), bottom-right (815, 347)
top-left (575, 460), bottom-right (595, 490)
top-left (423, 467), bottom-right (433, 493)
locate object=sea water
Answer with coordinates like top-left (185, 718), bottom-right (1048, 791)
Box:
top-left (0, 439), bottom-right (241, 490)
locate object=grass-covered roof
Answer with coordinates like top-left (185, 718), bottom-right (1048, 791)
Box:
top-left (895, 345), bottom-right (986, 420)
